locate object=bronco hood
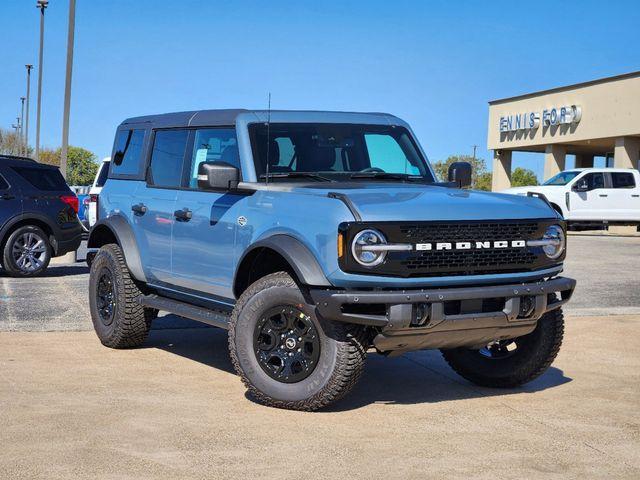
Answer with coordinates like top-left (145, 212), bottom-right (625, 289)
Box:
top-left (292, 183), bottom-right (557, 222)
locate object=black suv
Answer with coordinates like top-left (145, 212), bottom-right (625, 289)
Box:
top-left (0, 155), bottom-right (83, 276)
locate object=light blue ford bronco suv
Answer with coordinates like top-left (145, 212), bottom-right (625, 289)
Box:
top-left (87, 109), bottom-right (575, 410)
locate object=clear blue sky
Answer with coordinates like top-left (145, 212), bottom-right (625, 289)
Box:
top-left (1, 0), bottom-right (639, 180)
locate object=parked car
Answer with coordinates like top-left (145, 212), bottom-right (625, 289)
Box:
top-left (86, 157), bottom-right (110, 228)
top-left (0, 155), bottom-right (83, 276)
top-left (502, 168), bottom-right (640, 228)
top-left (87, 109), bottom-right (575, 411)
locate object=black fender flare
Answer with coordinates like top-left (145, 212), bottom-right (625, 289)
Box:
top-left (234, 235), bottom-right (331, 292)
top-left (87, 215), bottom-right (147, 282)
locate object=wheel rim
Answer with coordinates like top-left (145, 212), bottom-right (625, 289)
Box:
top-left (478, 339), bottom-right (519, 359)
top-left (11, 232), bottom-right (47, 272)
top-left (253, 306), bottom-right (321, 383)
top-left (96, 268), bottom-right (116, 326)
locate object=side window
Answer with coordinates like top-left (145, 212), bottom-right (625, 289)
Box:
top-left (577, 172), bottom-right (605, 191)
top-left (0, 174), bottom-right (9, 190)
top-left (111, 129), bottom-right (145, 176)
top-left (364, 133), bottom-right (420, 175)
top-left (187, 128), bottom-right (237, 188)
top-left (148, 130), bottom-right (189, 188)
top-left (611, 172), bottom-right (636, 189)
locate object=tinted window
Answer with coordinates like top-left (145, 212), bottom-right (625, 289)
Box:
top-left (0, 175), bottom-right (8, 190)
top-left (111, 129), bottom-right (145, 176)
top-left (95, 161), bottom-right (110, 187)
top-left (148, 130), bottom-right (188, 188)
top-left (611, 172), bottom-right (635, 189)
top-left (365, 133), bottom-right (420, 175)
top-left (582, 172), bottom-right (605, 190)
top-left (188, 128), bottom-right (238, 188)
top-left (12, 167), bottom-right (67, 191)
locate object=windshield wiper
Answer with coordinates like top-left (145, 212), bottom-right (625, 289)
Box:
top-left (260, 172), bottom-right (335, 182)
top-left (349, 172), bottom-right (426, 182)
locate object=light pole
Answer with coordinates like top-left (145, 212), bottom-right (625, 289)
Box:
top-left (35, 0), bottom-right (48, 162)
top-left (60, 0), bottom-right (76, 180)
top-left (25, 64), bottom-right (33, 154)
top-left (20, 97), bottom-right (26, 154)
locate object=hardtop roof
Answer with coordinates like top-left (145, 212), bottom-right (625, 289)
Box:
top-left (120, 109), bottom-right (401, 129)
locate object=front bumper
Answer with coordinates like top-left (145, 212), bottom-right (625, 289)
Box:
top-left (310, 276), bottom-right (576, 353)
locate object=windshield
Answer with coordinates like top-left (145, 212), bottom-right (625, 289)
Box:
top-left (248, 123), bottom-right (434, 182)
top-left (543, 171), bottom-right (580, 186)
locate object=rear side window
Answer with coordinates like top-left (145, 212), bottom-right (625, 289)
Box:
top-left (611, 172), bottom-right (636, 189)
top-left (148, 129), bottom-right (189, 188)
top-left (12, 167), bottom-right (67, 191)
top-left (0, 174), bottom-right (8, 190)
top-left (111, 129), bottom-right (145, 177)
top-left (95, 162), bottom-right (110, 187)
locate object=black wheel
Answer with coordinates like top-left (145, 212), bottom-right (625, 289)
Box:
top-left (2, 225), bottom-right (51, 277)
top-left (441, 307), bottom-right (564, 388)
top-left (89, 243), bottom-right (155, 348)
top-left (229, 272), bottom-right (368, 411)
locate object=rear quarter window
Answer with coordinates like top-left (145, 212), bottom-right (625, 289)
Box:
top-left (110, 129), bottom-right (146, 178)
top-left (12, 167), bottom-right (68, 191)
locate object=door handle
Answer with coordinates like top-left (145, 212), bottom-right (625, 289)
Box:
top-left (1, 193), bottom-right (15, 200)
top-left (174, 208), bottom-right (192, 221)
top-left (599, 194), bottom-right (608, 197)
top-left (131, 203), bottom-right (147, 215)
top-left (632, 194), bottom-right (639, 198)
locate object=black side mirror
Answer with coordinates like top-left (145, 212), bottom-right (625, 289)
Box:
top-left (198, 161), bottom-right (240, 190)
top-left (573, 180), bottom-right (588, 192)
top-left (448, 161), bottom-right (472, 188)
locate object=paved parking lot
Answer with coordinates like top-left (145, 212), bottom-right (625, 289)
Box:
top-left (0, 234), bottom-right (639, 479)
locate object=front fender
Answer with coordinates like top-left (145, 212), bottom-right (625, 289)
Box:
top-left (235, 234), bottom-right (331, 289)
top-left (88, 215), bottom-right (147, 282)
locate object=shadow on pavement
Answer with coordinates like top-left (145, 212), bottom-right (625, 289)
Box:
top-left (144, 323), bottom-right (572, 411)
top-left (0, 264), bottom-right (89, 278)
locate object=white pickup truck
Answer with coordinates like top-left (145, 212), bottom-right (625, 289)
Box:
top-left (502, 168), bottom-right (640, 227)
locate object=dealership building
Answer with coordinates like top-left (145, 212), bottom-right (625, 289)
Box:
top-left (487, 71), bottom-right (640, 191)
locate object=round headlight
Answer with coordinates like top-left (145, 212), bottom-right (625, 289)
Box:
top-left (351, 229), bottom-right (387, 267)
top-left (542, 224), bottom-right (565, 259)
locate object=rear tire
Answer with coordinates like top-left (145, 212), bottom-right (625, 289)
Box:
top-left (441, 307), bottom-right (564, 388)
top-left (89, 243), bottom-right (154, 348)
top-left (2, 225), bottom-right (51, 277)
top-left (229, 272), bottom-right (368, 411)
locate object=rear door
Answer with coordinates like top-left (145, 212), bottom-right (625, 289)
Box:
top-left (132, 129), bottom-right (189, 285)
top-left (0, 171), bottom-right (21, 227)
top-left (568, 171), bottom-right (608, 220)
top-left (171, 127), bottom-right (241, 300)
top-left (608, 171), bottom-right (640, 221)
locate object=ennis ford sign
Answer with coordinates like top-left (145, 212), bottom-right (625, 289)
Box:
top-left (499, 105), bottom-right (582, 133)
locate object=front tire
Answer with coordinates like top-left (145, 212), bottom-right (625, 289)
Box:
top-left (89, 243), bottom-right (155, 348)
top-left (2, 225), bottom-right (51, 277)
top-left (229, 272), bottom-right (368, 411)
top-left (441, 307), bottom-right (564, 388)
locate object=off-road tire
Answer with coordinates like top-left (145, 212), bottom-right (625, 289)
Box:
top-left (229, 272), bottom-right (368, 411)
top-left (2, 225), bottom-right (52, 277)
top-left (441, 307), bottom-right (564, 388)
top-left (89, 243), bottom-right (155, 348)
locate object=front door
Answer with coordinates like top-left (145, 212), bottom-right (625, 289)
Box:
top-left (568, 172), bottom-right (609, 220)
top-left (171, 128), bottom-right (241, 301)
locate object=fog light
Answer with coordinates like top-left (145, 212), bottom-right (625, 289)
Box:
top-left (518, 296), bottom-right (536, 318)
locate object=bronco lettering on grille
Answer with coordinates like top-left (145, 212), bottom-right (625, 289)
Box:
top-left (415, 240), bottom-right (526, 251)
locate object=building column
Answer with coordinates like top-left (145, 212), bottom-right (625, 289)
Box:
top-left (614, 137), bottom-right (640, 169)
top-left (574, 154), bottom-right (594, 169)
top-left (491, 149), bottom-right (512, 191)
top-left (544, 144), bottom-right (566, 180)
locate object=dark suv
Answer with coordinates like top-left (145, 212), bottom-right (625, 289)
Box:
top-left (0, 155), bottom-right (83, 276)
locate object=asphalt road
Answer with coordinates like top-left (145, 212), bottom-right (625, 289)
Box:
top-left (1, 234), bottom-right (638, 331)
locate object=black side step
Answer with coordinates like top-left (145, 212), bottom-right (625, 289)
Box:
top-left (139, 294), bottom-right (231, 329)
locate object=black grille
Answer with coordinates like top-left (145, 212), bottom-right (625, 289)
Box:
top-left (340, 220), bottom-right (564, 278)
